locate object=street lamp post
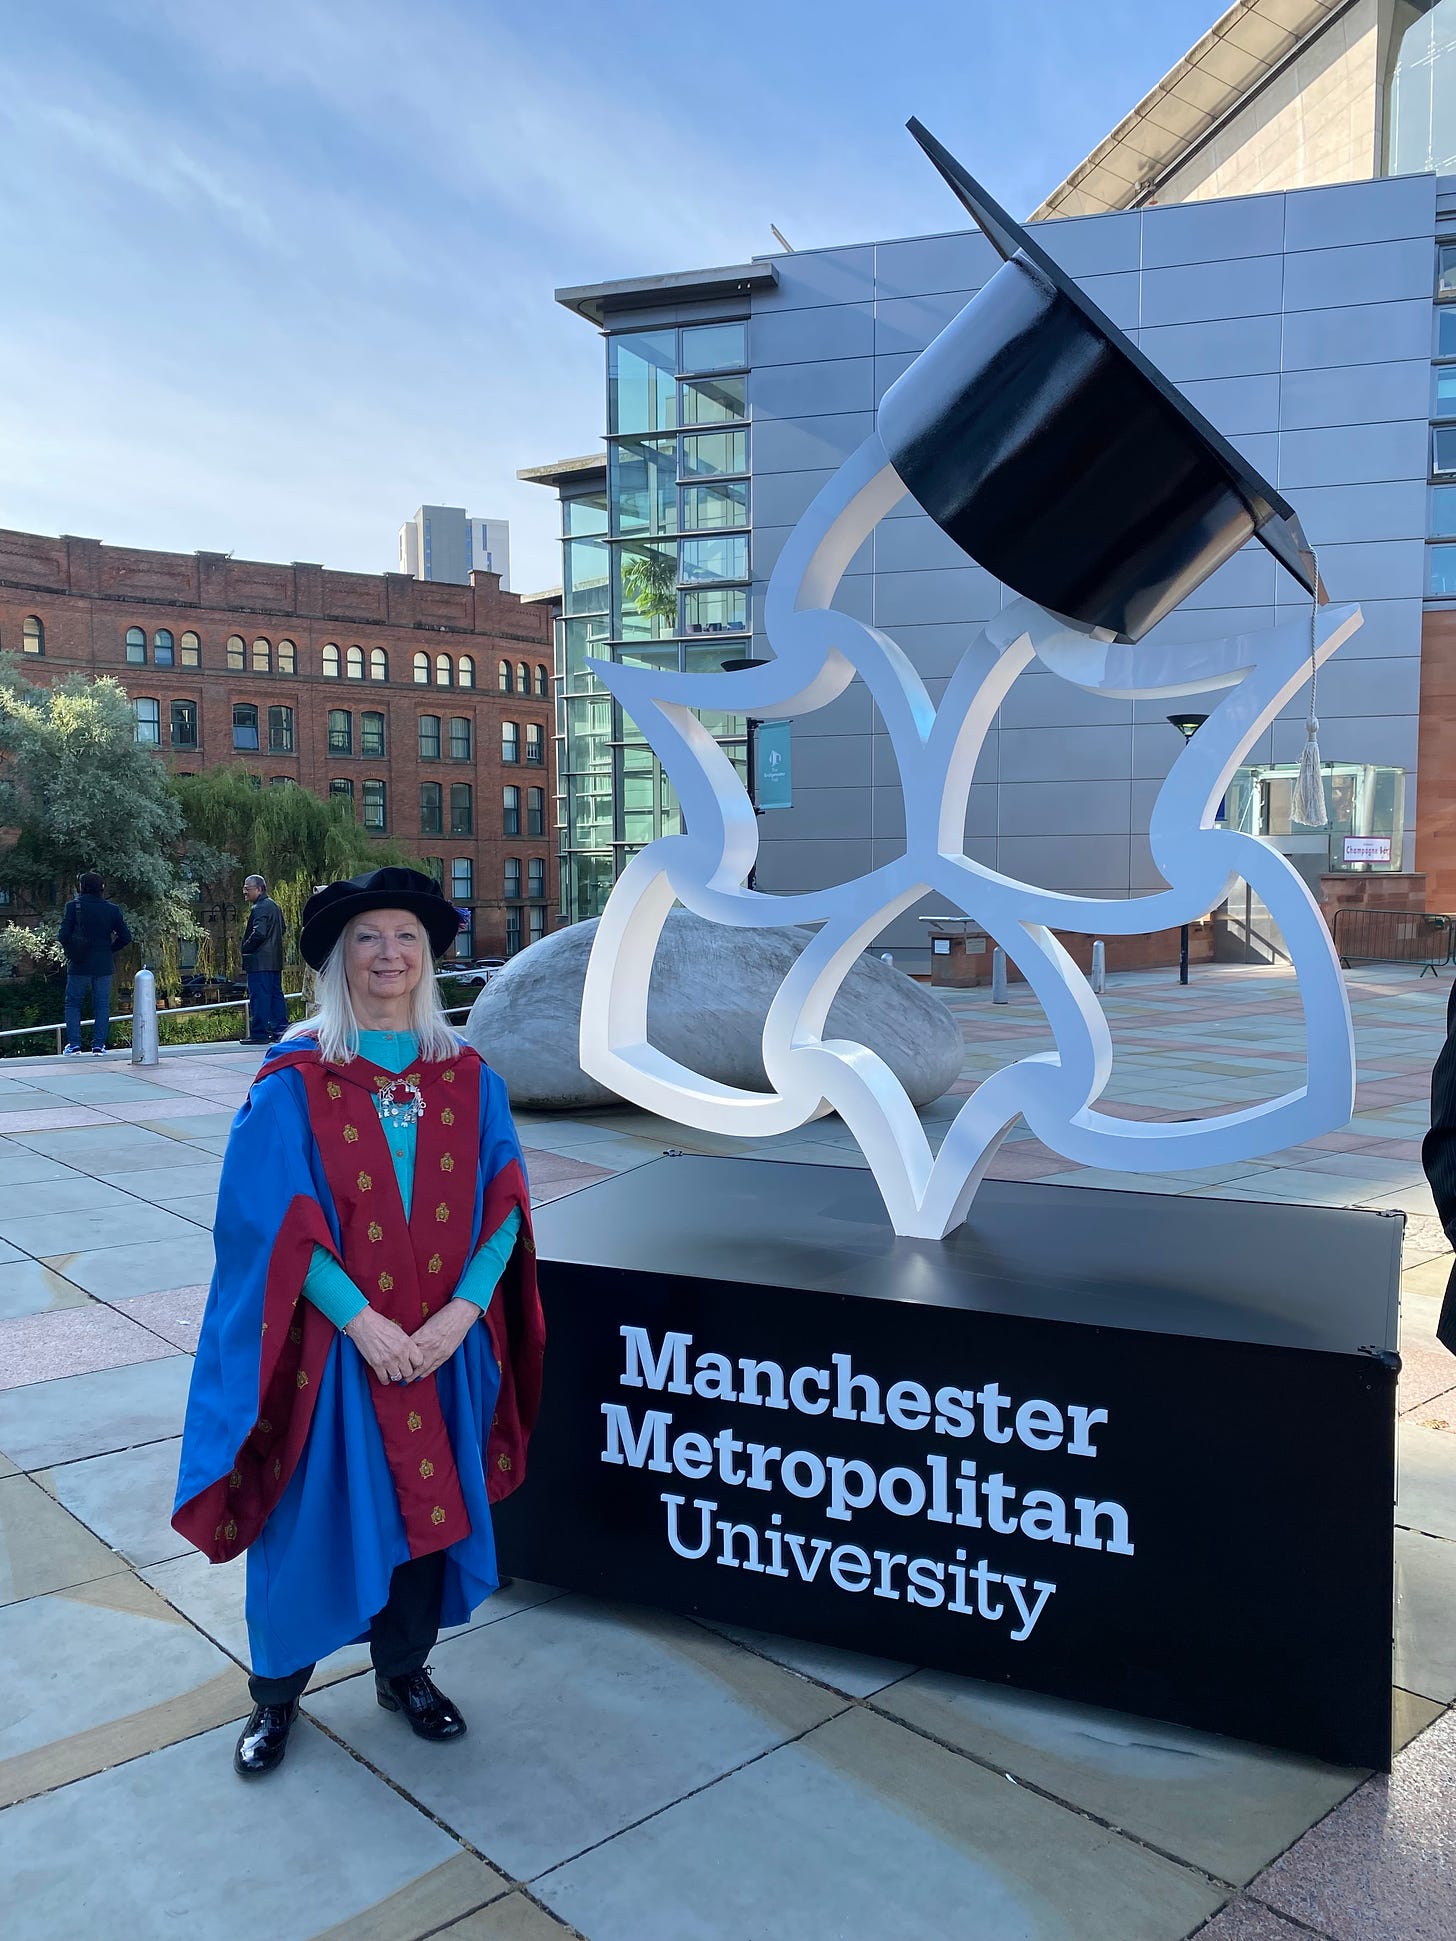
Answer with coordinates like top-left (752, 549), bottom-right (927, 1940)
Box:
top-left (1167, 713), bottom-right (1209, 986)
top-left (722, 656), bottom-right (769, 890)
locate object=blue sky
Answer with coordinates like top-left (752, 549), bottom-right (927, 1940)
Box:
top-left (0, 0), bottom-right (1224, 593)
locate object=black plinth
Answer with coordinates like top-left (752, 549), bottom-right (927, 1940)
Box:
top-left (495, 1156), bottom-right (1400, 1768)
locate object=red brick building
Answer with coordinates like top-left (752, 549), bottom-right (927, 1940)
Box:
top-left (0, 527), bottom-right (556, 959)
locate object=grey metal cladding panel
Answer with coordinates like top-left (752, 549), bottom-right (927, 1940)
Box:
top-left (997, 779), bottom-right (1135, 838)
top-left (1312, 537), bottom-right (1427, 602)
top-left (1141, 192), bottom-right (1286, 269)
top-left (754, 524), bottom-right (871, 579)
top-left (1178, 373), bottom-right (1281, 436)
top-left (1270, 713), bottom-right (1418, 769)
top-left (760, 247), bottom-right (875, 310)
top-left (1280, 302), bottom-right (1432, 372)
top-left (1278, 420), bottom-right (1430, 487)
top-left (789, 734), bottom-right (874, 792)
top-left (1129, 837), bottom-right (1172, 894)
top-left (1178, 547), bottom-right (1279, 607)
top-left (872, 515), bottom-right (973, 575)
top-left (1279, 359), bottom-right (1432, 428)
top-left (764, 785), bottom-right (874, 840)
top-left (752, 411), bottom-right (875, 474)
top-left (1140, 254), bottom-right (1284, 328)
top-left (752, 469), bottom-right (835, 528)
top-left (1078, 272), bottom-right (1141, 329)
top-left (964, 783), bottom-right (999, 839)
top-left (1288, 480), bottom-right (1429, 546)
top-left (998, 668), bottom-right (1136, 730)
top-left (1133, 604), bottom-right (1274, 653)
top-left (750, 357), bottom-right (876, 420)
top-left (1292, 654), bottom-right (1421, 718)
top-left (1031, 209), bottom-right (1142, 277)
top-left (873, 231), bottom-right (999, 299)
top-left (874, 352), bottom-right (919, 404)
top-left (998, 724), bottom-right (1133, 784)
top-left (1317, 597), bottom-right (1424, 658)
top-left (1139, 313), bottom-right (1283, 382)
top-left (1283, 173), bottom-right (1437, 252)
top-left (1228, 431), bottom-right (1281, 476)
top-left (994, 834), bottom-right (1133, 894)
top-left (752, 837), bottom-right (875, 890)
top-left (750, 303), bottom-right (874, 367)
top-left (886, 622), bottom-right (992, 680)
top-left (1132, 721), bottom-right (1197, 779)
top-left (788, 682), bottom-right (875, 736)
top-left (874, 290), bottom-right (973, 356)
top-left (873, 565), bottom-right (1002, 627)
top-left (1282, 238), bottom-right (1433, 312)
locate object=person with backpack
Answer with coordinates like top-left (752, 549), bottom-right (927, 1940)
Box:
top-left (57, 871), bottom-right (132, 1056)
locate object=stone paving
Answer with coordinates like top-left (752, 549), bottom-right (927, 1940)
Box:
top-left (0, 962), bottom-right (1453, 1938)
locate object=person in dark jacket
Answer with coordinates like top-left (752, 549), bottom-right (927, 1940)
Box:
top-left (241, 875), bottom-right (288, 1044)
top-left (1422, 977), bottom-right (1456, 1353)
top-left (58, 872), bottom-right (132, 1055)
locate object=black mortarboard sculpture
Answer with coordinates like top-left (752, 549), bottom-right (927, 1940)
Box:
top-left (877, 121), bottom-right (1320, 644)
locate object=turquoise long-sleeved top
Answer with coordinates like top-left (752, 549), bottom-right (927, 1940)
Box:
top-left (301, 1029), bottom-right (520, 1331)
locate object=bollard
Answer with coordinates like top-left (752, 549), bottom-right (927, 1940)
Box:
top-left (992, 947), bottom-right (1008, 1004)
top-left (1091, 940), bottom-right (1106, 994)
top-left (131, 966), bottom-right (160, 1068)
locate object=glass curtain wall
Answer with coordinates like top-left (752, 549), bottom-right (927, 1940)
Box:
top-left (558, 319), bottom-right (750, 923)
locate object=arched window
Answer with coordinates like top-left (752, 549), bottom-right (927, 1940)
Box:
top-left (323, 643), bottom-right (341, 678)
top-left (278, 639), bottom-right (297, 675)
top-left (252, 637), bottom-right (271, 674)
top-left (498, 660), bottom-right (512, 693)
top-left (232, 703), bottom-right (260, 751)
top-left (517, 661), bottom-right (530, 694)
top-left (22, 616), bottom-right (43, 656)
top-left (502, 721), bottom-right (520, 764)
top-left (180, 630), bottom-right (201, 668)
top-left (126, 626), bottom-right (147, 664)
top-left (133, 697), bottom-right (161, 744)
top-left (370, 647), bottom-right (388, 682)
top-left (268, 704), bottom-right (295, 753)
top-left (346, 645), bottom-right (364, 680)
top-left (154, 628), bottom-right (175, 667)
top-left (503, 785), bottom-right (520, 835)
top-left (413, 652), bottom-right (430, 684)
top-left (457, 654), bottom-right (475, 689)
top-left (435, 653), bottom-right (453, 687)
top-left (535, 664), bottom-right (549, 697)
top-left (227, 634), bottom-right (245, 671)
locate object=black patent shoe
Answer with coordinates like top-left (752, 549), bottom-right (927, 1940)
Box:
top-left (375, 1667), bottom-right (467, 1741)
top-left (233, 1700), bottom-right (298, 1777)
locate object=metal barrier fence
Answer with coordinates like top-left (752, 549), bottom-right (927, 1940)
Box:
top-left (1331, 907), bottom-right (1456, 974)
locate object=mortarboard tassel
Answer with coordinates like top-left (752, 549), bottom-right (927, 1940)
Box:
top-left (1291, 555), bottom-right (1328, 829)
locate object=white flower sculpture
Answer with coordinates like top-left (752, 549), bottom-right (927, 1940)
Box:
top-left (580, 427), bottom-right (1362, 1241)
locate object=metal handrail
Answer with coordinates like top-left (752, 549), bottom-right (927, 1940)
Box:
top-left (0, 973), bottom-right (488, 1056)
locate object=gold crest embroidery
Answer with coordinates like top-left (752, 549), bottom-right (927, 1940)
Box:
top-left (428, 1253), bottom-right (443, 1275)
top-left (419, 1457), bottom-right (434, 1479)
top-left (440, 1153), bottom-right (455, 1173)
top-left (407, 1410), bottom-right (422, 1432)
top-left (327, 1080), bottom-right (342, 1100)
top-left (441, 1068), bottom-right (455, 1083)
top-left (378, 1271), bottom-right (394, 1293)
top-left (430, 1506), bottom-right (446, 1525)
top-left (421, 1300), bottom-right (431, 1319)
top-left (261, 1320), bottom-right (269, 1333)
top-left (296, 1369), bottom-right (308, 1389)
top-left (497, 1453), bottom-right (512, 1472)
top-left (289, 1324), bottom-right (302, 1344)
top-left (224, 1518), bottom-right (238, 1542)
top-left (343, 1124), bottom-right (359, 1144)
top-left (435, 1202), bottom-right (450, 1223)
top-left (440, 1106), bottom-right (455, 1127)
top-left (367, 1221), bottom-right (383, 1243)
top-left (357, 1171), bottom-right (372, 1192)
top-left (229, 1468), bottom-right (241, 1490)
top-left (258, 1417), bottom-right (272, 1435)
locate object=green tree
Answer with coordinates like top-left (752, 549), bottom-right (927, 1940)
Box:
top-left (0, 657), bottom-right (196, 955)
top-left (621, 545), bottom-right (678, 625)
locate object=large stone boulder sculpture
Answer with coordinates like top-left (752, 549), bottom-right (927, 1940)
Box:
top-left (463, 911), bottom-right (964, 1112)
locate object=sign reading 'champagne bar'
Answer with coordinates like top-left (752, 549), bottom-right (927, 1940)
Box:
top-left (491, 1156), bottom-right (1400, 1771)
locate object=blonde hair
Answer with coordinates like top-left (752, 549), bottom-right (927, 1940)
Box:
top-left (286, 913), bottom-right (458, 1063)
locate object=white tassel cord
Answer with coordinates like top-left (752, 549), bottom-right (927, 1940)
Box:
top-left (1290, 556), bottom-right (1327, 828)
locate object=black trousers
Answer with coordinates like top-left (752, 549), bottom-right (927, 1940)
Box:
top-left (247, 1551), bottom-right (445, 1707)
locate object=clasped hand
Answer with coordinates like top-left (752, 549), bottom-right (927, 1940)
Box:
top-left (344, 1298), bottom-right (479, 1387)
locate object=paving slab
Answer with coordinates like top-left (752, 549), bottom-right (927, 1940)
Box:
top-left (309, 1854), bottom-right (510, 1941)
top-left (0, 1301), bottom-right (175, 1389)
top-left (5, 1123), bottom-right (209, 1168)
top-left (0, 1173), bottom-right (141, 1221)
top-left (0, 1144), bottom-right (75, 1187)
top-left (106, 1282), bottom-right (209, 1351)
top-left (1396, 1422), bottom-right (1456, 1543)
top-left (0, 1472), bottom-right (127, 1605)
top-left (0, 1573), bottom-right (247, 1806)
top-left (306, 1594), bottom-right (846, 1879)
top-left (95, 1161), bottom-right (223, 1205)
top-left (1253, 1704), bottom-right (1456, 1940)
top-left (872, 1670), bottom-right (1361, 1885)
top-left (142, 1546), bottom-right (563, 1678)
top-left (0, 1717), bottom-right (466, 1941)
top-left (434, 1895), bottom-right (569, 1940)
top-left (163, 1195), bottom-right (218, 1230)
top-left (1394, 1528), bottom-right (1456, 1703)
top-left (700, 1617), bottom-right (911, 1698)
top-left (40, 1435), bottom-right (190, 1567)
top-left (535, 1704), bottom-right (1221, 1941)
top-left (0, 1260), bottom-right (92, 1320)
top-left (0, 1355), bottom-right (192, 1468)
top-left (41, 1230), bottom-right (217, 1299)
top-left (0, 1199), bottom-right (206, 1255)
top-left (1192, 1898), bottom-right (1334, 1937)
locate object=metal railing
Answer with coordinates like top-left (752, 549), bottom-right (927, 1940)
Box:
top-left (0, 974), bottom-right (489, 1056)
top-left (1331, 907), bottom-right (1456, 975)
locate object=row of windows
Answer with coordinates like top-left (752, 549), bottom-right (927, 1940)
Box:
top-left (131, 696), bottom-right (544, 767)
top-left (503, 857), bottom-right (548, 900)
top-left (324, 780), bottom-right (548, 838)
top-left (133, 698), bottom-right (297, 753)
